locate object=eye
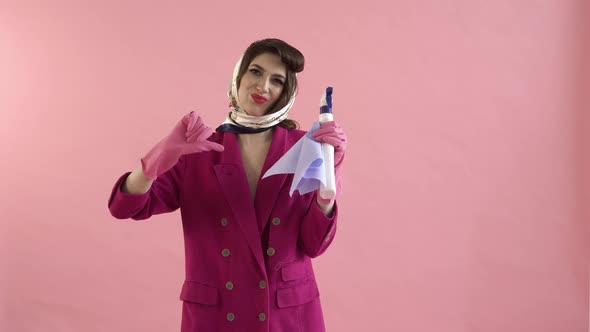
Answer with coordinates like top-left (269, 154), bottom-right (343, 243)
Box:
top-left (249, 68), bottom-right (261, 75)
top-left (273, 78), bottom-right (285, 86)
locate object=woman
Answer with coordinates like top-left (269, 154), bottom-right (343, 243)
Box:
top-left (108, 38), bottom-right (347, 332)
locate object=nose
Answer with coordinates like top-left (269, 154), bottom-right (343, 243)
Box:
top-left (256, 77), bottom-right (270, 93)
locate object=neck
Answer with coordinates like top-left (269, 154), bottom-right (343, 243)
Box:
top-left (237, 127), bottom-right (275, 145)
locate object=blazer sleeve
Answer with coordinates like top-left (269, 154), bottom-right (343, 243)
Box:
top-left (298, 191), bottom-right (339, 258)
top-left (107, 155), bottom-right (186, 221)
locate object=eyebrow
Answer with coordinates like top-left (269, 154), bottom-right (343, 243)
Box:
top-left (250, 64), bottom-right (286, 80)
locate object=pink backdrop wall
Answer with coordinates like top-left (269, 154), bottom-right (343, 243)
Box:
top-left (1, 0), bottom-right (588, 331)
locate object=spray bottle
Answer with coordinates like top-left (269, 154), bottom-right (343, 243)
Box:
top-left (318, 87), bottom-right (336, 200)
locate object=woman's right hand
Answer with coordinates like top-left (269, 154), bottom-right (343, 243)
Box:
top-left (141, 111), bottom-right (224, 180)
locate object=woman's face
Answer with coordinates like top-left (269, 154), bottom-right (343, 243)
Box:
top-left (237, 52), bottom-right (287, 116)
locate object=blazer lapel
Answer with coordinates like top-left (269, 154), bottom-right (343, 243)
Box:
top-left (213, 132), bottom-right (265, 273)
top-left (254, 126), bottom-right (288, 232)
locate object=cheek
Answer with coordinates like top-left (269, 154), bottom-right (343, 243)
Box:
top-left (273, 88), bottom-right (284, 101)
top-left (238, 76), bottom-right (251, 91)
top-left (270, 83), bottom-right (281, 94)
top-left (238, 81), bottom-right (250, 96)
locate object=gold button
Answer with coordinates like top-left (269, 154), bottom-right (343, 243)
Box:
top-left (266, 248), bottom-right (276, 256)
top-left (226, 312), bottom-right (235, 321)
top-left (272, 217), bottom-right (281, 225)
top-left (258, 312), bottom-right (266, 321)
top-left (220, 218), bottom-right (228, 227)
top-left (226, 281), bottom-right (234, 290)
top-left (259, 280), bottom-right (266, 289)
top-left (222, 249), bottom-right (231, 257)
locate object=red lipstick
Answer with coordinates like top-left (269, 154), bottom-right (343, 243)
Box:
top-left (251, 94), bottom-right (267, 104)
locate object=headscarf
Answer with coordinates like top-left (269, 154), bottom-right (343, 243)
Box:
top-left (216, 54), bottom-right (296, 134)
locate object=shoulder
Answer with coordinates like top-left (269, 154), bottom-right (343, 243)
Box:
top-left (289, 128), bottom-right (307, 138)
top-left (209, 130), bottom-right (226, 144)
top-left (279, 126), bottom-right (307, 144)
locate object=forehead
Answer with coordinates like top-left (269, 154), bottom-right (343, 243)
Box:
top-left (249, 53), bottom-right (286, 75)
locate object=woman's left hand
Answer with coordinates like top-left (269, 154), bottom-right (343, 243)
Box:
top-left (312, 121), bottom-right (347, 206)
top-left (312, 121), bottom-right (347, 167)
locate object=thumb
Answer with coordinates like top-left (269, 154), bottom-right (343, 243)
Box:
top-left (201, 140), bottom-right (225, 152)
top-left (185, 140), bottom-right (224, 154)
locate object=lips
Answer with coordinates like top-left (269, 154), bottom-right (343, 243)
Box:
top-left (251, 94), bottom-right (267, 104)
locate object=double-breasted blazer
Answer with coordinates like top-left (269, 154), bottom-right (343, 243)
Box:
top-left (108, 125), bottom-right (338, 332)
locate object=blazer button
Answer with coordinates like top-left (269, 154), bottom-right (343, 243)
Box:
top-left (258, 280), bottom-right (266, 289)
top-left (226, 281), bottom-right (234, 290)
top-left (258, 312), bottom-right (267, 321)
top-left (222, 249), bottom-right (231, 257)
top-left (266, 248), bottom-right (276, 256)
top-left (220, 218), bottom-right (228, 227)
top-left (272, 217), bottom-right (281, 226)
top-left (226, 312), bottom-right (235, 321)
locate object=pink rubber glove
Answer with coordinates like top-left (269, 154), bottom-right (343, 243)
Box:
top-left (141, 111), bottom-right (224, 180)
top-left (311, 121), bottom-right (347, 203)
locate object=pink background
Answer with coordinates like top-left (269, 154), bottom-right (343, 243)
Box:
top-left (1, 0), bottom-right (588, 331)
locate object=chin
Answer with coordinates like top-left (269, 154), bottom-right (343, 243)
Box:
top-left (246, 104), bottom-right (268, 116)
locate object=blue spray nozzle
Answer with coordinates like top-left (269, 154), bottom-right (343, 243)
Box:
top-left (320, 86), bottom-right (333, 114)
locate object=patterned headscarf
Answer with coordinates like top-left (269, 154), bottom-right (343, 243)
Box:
top-left (216, 54), bottom-right (296, 134)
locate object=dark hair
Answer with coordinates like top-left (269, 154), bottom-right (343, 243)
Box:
top-left (236, 38), bottom-right (304, 130)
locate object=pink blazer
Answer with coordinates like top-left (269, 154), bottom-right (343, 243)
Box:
top-left (108, 125), bottom-right (338, 332)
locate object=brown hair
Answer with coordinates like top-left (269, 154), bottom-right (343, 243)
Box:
top-left (236, 38), bottom-right (304, 130)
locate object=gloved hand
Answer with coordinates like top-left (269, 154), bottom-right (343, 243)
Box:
top-left (141, 111), bottom-right (224, 180)
top-left (312, 121), bottom-right (347, 203)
